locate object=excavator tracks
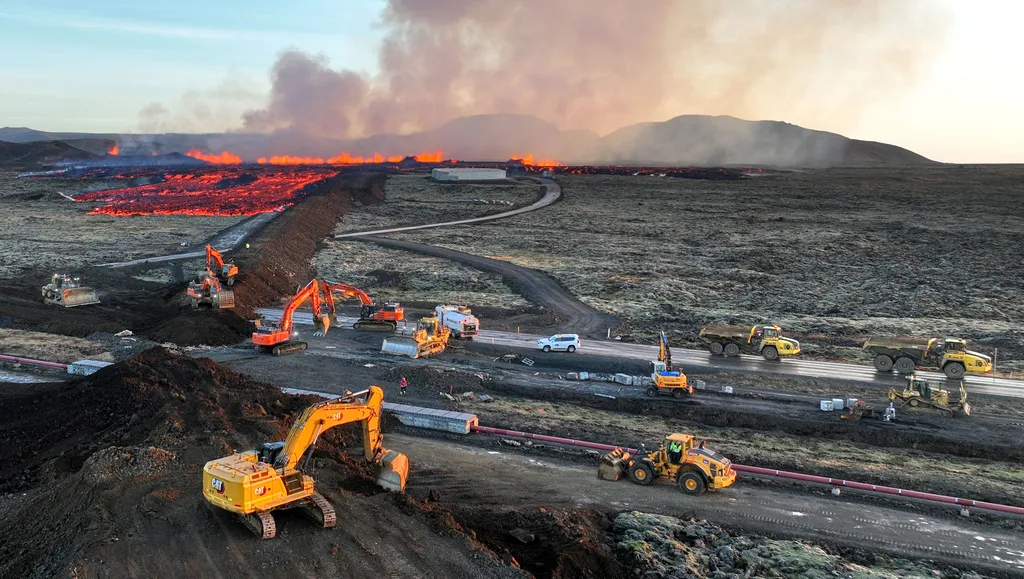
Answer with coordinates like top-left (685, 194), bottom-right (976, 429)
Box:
top-left (354, 319), bottom-right (397, 332)
top-left (271, 341), bottom-right (308, 356)
top-left (240, 511), bottom-right (277, 539)
top-left (300, 492), bottom-right (337, 529)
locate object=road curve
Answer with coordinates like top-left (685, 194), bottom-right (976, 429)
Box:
top-left (333, 177), bottom-right (561, 238)
top-left (356, 236), bottom-right (620, 336)
top-left (261, 309), bottom-right (1024, 398)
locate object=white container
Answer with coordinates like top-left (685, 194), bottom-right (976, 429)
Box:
top-left (847, 398), bottom-right (859, 409)
top-left (832, 398), bottom-right (845, 410)
top-left (566, 372), bottom-right (579, 380)
top-left (614, 373), bottom-right (633, 385)
top-left (721, 385), bottom-right (734, 394)
top-left (67, 360), bottom-right (113, 376)
top-left (579, 371), bottom-right (590, 381)
top-left (820, 400), bottom-right (834, 412)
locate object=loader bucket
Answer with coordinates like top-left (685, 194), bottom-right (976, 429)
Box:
top-left (376, 449), bottom-right (409, 492)
top-left (598, 448), bottom-right (631, 481)
top-left (381, 337), bottom-right (421, 358)
top-left (216, 290), bottom-right (235, 309)
top-left (60, 287), bottom-right (101, 308)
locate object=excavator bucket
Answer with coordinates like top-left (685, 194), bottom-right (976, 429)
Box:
top-left (598, 448), bottom-right (632, 481)
top-left (58, 287), bottom-right (101, 308)
top-left (313, 314), bottom-right (331, 337)
top-left (376, 449), bottom-right (409, 492)
top-left (214, 290), bottom-right (235, 309)
top-left (381, 337), bottom-right (422, 358)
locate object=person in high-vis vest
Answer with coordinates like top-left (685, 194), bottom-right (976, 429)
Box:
top-left (668, 439), bottom-right (683, 464)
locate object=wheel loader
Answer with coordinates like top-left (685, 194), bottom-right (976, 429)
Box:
top-left (42, 273), bottom-right (100, 307)
top-left (202, 386), bottom-right (409, 539)
top-left (598, 433), bottom-right (736, 496)
top-left (888, 374), bottom-right (970, 417)
top-left (381, 315), bottom-right (451, 359)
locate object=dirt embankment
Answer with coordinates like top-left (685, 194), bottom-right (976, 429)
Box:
top-left (0, 173), bottom-right (385, 348)
top-left (0, 348), bottom-right (525, 579)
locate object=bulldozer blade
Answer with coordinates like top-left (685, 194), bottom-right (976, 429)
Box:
top-left (60, 288), bottom-right (101, 307)
top-left (217, 290), bottom-right (235, 309)
top-left (381, 337), bottom-right (421, 358)
top-left (376, 450), bottom-right (409, 492)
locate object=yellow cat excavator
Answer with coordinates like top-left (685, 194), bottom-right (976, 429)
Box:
top-left (202, 386), bottom-right (409, 539)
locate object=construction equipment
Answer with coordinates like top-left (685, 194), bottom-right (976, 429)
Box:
top-left (202, 386), bottom-right (409, 539)
top-left (206, 244), bottom-right (239, 286)
top-left (888, 374), bottom-right (971, 417)
top-left (186, 270), bottom-right (235, 309)
top-left (864, 336), bottom-right (992, 379)
top-left (319, 280), bottom-right (404, 331)
top-left (647, 331), bottom-right (693, 398)
top-left (699, 324), bottom-right (800, 360)
top-left (598, 433), bottom-right (736, 496)
top-left (41, 273), bottom-right (100, 307)
top-left (381, 316), bottom-right (451, 359)
top-left (841, 399), bottom-right (875, 421)
top-left (435, 305), bottom-right (479, 339)
top-left (252, 280), bottom-right (329, 355)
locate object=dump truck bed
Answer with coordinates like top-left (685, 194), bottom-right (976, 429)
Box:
top-left (699, 325), bottom-right (753, 340)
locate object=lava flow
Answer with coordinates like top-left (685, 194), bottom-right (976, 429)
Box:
top-left (184, 148), bottom-right (242, 165)
top-left (73, 168), bottom-right (335, 215)
top-left (511, 155), bottom-right (560, 167)
top-left (107, 143), bottom-right (119, 155)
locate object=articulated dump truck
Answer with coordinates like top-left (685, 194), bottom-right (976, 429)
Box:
top-left (863, 336), bottom-right (992, 379)
top-left (698, 324), bottom-right (800, 361)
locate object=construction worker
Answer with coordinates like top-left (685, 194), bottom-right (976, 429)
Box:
top-left (400, 376), bottom-right (408, 396)
top-left (883, 402), bottom-right (896, 422)
top-left (668, 439), bottom-right (683, 464)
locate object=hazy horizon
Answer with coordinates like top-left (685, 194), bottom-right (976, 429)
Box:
top-left (2, 0), bottom-right (1022, 163)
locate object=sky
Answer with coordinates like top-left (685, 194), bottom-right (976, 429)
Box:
top-left (0, 0), bottom-right (1022, 163)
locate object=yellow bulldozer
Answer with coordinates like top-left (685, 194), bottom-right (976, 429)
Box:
top-left (202, 386), bottom-right (409, 539)
top-left (888, 374), bottom-right (970, 418)
top-left (42, 273), bottom-right (100, 307)
top-left (599, 433), bottom-right (736, 495)
top-left (380, 315), bottom-right (451, 359)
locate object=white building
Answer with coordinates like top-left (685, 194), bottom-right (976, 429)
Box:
top-left (431, 168), bottom-right (507, 182)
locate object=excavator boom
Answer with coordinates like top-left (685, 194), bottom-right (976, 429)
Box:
top-left (205, 244), bottom-right (238, 285)
top-left (320, 279), bottom-right (404, 331)
top-left (253, 279), bottom-right (329, 354)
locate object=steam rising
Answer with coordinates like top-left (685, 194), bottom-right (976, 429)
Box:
top-left (241, 0), bottom-right (949, 139)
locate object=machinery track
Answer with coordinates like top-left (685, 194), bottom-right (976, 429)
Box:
top-left (300, 492), bottom-right (337, 529)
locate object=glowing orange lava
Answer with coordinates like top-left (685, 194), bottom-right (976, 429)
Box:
top-left (414, 150), bottom-right (444, 163)
top-left (108, 144), bottom-right (119, 155)
top-left (73, 168), bottom-right (334, 215)
top-left (511, 155), bottom-right (560, 167)
top-left (185, 148), bottom-right (242, 164)
top-left (257, 155), bottom-right (326, 165)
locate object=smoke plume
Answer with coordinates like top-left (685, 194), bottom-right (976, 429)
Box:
top-left (239, 0), bottom-right (949, 139)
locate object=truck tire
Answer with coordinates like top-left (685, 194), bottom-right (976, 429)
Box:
top-left (709, 342), bottom-right (725, 356)
top-left (894, 357), bottom-right (916, 375)
top-left (761, 346), bottom-right (779, 361)
top-left (628, 462), bottom-right (655, 486)
top-left (677, 470), bottom-right (706, 496)
top-left (724, 342), bottom-right (740, 357)
top-left (672, 388), bottom-right (685, 399)
top-left (873, 355), bottom-right (894, 372)
top-left (943, 362), bottom-right (966, 380)
top-left (646, 386), bottom-right (659, 397)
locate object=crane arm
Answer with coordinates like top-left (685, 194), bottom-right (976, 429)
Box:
top-left (206, 244), bottom-right (225, 270)
top-left (279, 279), bottom-right (323, 333)
top-left (274, 386), bottom-right (386, 470)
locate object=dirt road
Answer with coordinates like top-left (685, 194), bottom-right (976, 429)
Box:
top-left (391, 434), bottom-right (1024, 576)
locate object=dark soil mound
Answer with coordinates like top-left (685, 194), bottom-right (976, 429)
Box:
top-left (0, 348), bottom-right (518, 579)
top-left (0, 139), bottom-right (98, 167)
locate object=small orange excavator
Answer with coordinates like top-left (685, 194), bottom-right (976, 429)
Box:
top-left (206, 244), bottom-right (239, 286)
top-left (252, 279), bottom-right (329, 355)
top-left (319, 280), bottom-right (404, 332)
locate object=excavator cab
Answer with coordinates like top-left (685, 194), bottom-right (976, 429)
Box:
top-left (260, 441), bottom-right (286, 465)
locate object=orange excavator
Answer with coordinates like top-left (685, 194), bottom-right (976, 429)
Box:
top-left (319, 280), bottom-right (404, 332)
top-left (187, 270), bottom-right (235, 309)
top-left (252, 279), bottom-right (330, 355)
top-left (206, 244), bottom-right (239, 286)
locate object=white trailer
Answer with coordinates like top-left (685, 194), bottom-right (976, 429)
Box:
top-left (435, 305), bottom-right (479, 339)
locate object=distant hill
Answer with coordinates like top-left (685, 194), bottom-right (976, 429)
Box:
top-left (2, 114), bottom-right (934, 168)
top-left (594, 115), bottom-right (933, 167)
top-left (0, 140), bottom-right (98, 167)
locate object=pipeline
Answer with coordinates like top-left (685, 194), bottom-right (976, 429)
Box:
top-left (470, 425), bottom-right (1024, 517)
top-left (0, 354), bottom-right (67, 370)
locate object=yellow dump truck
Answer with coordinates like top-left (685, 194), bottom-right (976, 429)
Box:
top-left (699, 324), bottom-right (800, 361)
top-left (864, 337), bottom-right (991, 379)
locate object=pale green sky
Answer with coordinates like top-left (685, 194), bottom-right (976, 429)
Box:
top-left (1, 0), bottom-right (1021, 163)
